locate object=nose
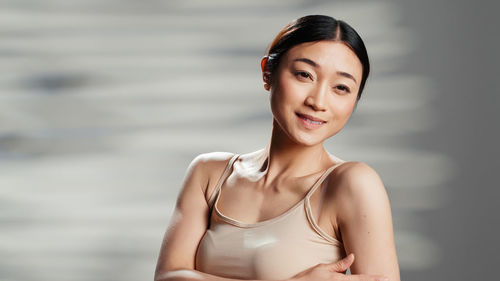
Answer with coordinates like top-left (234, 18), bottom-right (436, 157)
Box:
top-left (304, 82), bottom-right (328, 111)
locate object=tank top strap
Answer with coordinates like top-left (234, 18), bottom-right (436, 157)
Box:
top-left (303, 160), bottom-right (347, 245)
top-left (207, 153), bottom-right (240, 211)
top-left (305, 161), bottom-right (347, 200)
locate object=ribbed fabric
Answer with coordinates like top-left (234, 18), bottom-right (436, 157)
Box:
top-left (195, 154), bottom-right (346, 280)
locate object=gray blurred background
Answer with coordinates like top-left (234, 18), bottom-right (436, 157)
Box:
top-left (0, 0), bottom-right (498, 281)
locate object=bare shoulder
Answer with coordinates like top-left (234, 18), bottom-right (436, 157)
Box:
top-left (332, 161), bottom-right (384, 189)
top-left (326, 162), bottom-right (400, 280)
top-left (327, 161), bottom-right (389, 219)
top-left (187, 151), bottom-right (237, 201)
top-left (192, 151), bottom-right (236, 163)
top-left (187, 151), bottom-right (236, 175)
top-left (189, 151), bottom-right (235, 170)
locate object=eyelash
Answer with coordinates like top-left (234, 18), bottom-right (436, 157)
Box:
top-left (294, 70), bottom-right (351, 94)
top-left (294, 71), bottom-right (313, 80)
top-left (335, 85), bottom-right (351, 94)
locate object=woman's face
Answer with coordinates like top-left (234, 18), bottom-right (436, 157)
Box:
top-left (265, 40), bottom-right (363, 146)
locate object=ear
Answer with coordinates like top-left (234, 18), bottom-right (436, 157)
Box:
top-left (260, 56), bottom-right (268, 73)
top-left (261, 56), bottom-right (271, 91)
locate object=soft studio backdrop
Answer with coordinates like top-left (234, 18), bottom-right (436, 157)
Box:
top-left (0, 1), bottom-right (498, 281)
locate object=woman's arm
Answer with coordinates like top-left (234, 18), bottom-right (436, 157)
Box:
top-left (155, 152), bottom-right (230, 277)
top-left (154, 154), bottom-right (388, 281)
top-left (158, 254), bottom-right (386, 281)
top-left (333, 162), bottom-right (401, 281)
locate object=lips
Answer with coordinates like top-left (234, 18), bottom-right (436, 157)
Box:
top-left (296, 112), bottom-right (326, 123)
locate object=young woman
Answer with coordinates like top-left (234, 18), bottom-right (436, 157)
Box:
top-left (155, 15), bottom-right (400, 281)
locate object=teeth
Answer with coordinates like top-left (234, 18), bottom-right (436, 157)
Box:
top-left (305, 118), bottom-right (323, 124)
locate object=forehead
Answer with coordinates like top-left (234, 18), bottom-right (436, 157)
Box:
top-left (283, 41), bottom-right (363, 81)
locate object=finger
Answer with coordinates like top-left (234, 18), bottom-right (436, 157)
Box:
top-left (341, 273), bottom-right (388, 281)
top-left (330, 253), bottom-right (355, 272)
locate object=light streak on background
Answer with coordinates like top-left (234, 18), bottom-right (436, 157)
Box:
top-left (0, 1), bottom-right (498, 281)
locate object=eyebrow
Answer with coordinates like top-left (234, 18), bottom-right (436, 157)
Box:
top-left (293, 57), bottom-right (357, 83)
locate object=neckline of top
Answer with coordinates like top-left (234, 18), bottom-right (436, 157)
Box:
top-left (213, 156), bottom-right (346, 228)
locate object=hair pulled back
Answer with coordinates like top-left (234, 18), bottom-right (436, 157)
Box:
top-left (264, 15), bottom-right (370, 101)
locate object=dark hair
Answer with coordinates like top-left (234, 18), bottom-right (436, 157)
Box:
top-left (264, 15), bottom-right (370, 101)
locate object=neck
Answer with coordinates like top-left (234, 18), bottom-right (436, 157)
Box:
top-left (259, 119), bottom-right (332, 186)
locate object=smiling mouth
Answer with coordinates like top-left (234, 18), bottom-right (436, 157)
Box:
top-left (296, 113), bottom-right (326, 124)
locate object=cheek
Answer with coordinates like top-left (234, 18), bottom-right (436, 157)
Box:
top-left (271, 75), bottom-right (301, 110)
top-left (269, 88), bottom-right (285, 122)
top-left (329, 98), bottom-right (356, 120)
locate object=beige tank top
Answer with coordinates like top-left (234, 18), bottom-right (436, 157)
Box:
top-left (195, 154), bottom-right (347, 280)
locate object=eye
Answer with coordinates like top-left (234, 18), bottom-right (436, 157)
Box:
top-left (294, 71), bottom-right (313, 81)
top-left (334, 84), bottom-right (351, 94)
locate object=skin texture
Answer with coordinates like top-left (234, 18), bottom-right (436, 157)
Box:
top-left (268, 41), bottom-right (361, 148)
top-left (154, 40), bottom-right (400, 281)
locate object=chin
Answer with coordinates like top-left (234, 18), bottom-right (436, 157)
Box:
top-left (291, 133), bottom-right (326, 147)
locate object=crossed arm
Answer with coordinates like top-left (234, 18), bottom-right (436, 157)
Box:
top-left (330, 161), bottom-right (401, 281)
top-left (154, 153), bottom-right (399, 281)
